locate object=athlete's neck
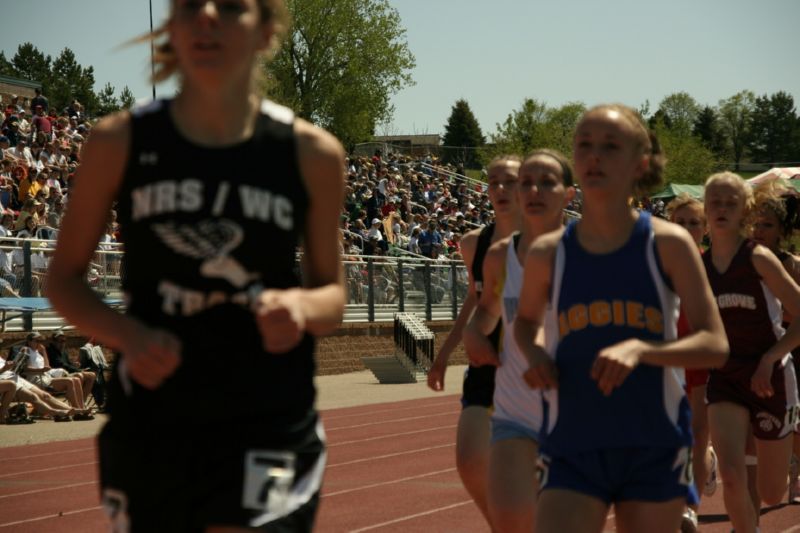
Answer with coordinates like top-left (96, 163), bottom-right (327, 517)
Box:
top-left (576, 202), bottom-right (639, 254)
top-left (710, 231), bottom-right (745, 260)
top-left (493, 212), bottom-right (522, 241)
top-left (518, 215), bottom-right (561, 261)
top-left (171, 84), bottom-right (261, 147)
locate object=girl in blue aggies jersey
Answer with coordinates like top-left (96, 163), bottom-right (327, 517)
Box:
top-left (464, 149), bottom-right (575, 532)
top-left (514, 104), bottom-right (728, 533)
top-left (47, 1), bottom-right (345, 531)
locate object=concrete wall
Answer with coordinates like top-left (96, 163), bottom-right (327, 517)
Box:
top-left (0, 321), bottom-right (467, 377)
top-left (315, 321), bottom-right (466, 375)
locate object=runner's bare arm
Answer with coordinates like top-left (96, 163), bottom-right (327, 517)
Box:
top-left (752, 244), bottom-right (800, 367)
top-left (46, 112), bottom-right (142, 347)
top-left (514, 230), bottom-right (561, 389)
top-left (46, 111), bottom-right (182, 390)
top-left (463, 239), bottom-right (507, 366)
top-left (427, 228), bottom-right (480, 390)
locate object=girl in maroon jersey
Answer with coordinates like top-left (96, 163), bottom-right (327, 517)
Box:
top-left (704, 172), bottom-right (800, 533)
top-left (751, 180), bottom-right (800, 503)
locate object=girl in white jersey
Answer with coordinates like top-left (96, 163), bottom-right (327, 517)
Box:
top-left (464, 149), bottom-right (575, 532)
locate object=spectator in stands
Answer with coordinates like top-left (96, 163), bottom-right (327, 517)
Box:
top-left (0, 212), bottom-right (12, 237)
top-left (0, 378), bottom-right (16, 422)
top-left (8, 135), bottom-right (31, 165)
top-left (77, 339), bottom-right (109, 409)
top-left (16, 110), bottom-right (30, 136)
top-left (408, 226), bottom-right (422, 255)
top-left (365, 186), bottom-right (384, 223)
top-left (17, 166), bottom-right (35, 203)
top-left (418, 219), bottom-right (442, 258)
top-left (0, 353), bottom-right (84, 422)
top-left (47, 331), bottom-right (101, 406)
top-left (30, 88), bottom-right (48, 114)
top-left (367, 218), bottom-right (384, 242)
top-left (16, 214), bottom-right (39, 239)
top-left (31, 106), bottom-right (52, 138)
top-left (21, 332), bottom-right (93, 417)
top-left (1, 114), bottom-right (20, 147)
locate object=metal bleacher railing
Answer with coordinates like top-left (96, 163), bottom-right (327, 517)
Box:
top-left (0, 236), bottom-right (123, 332)
top-left (0, 236), bottom-right (470, 332)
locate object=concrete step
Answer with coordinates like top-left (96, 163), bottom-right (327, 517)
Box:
top-left (361, 356), bottom-right (418, 384)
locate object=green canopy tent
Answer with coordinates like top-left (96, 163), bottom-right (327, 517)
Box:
top-left (649, 183), bottom-right (705, 200)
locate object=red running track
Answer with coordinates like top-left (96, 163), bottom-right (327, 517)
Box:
top-left (0, 394), bottom-right (798, 532)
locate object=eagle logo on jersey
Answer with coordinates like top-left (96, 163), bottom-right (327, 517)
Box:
top-left (152, 219), bottom-right (259, 288)
top-left (755, 411), bottom-right (782, 433)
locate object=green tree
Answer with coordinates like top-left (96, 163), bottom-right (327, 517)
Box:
top-left (267, 0), bottom-right (415, 149)
top-left (9, 43), bottom-right (52, 88)
top-left (656, 92), bottom-right (700, 135)
top-left (718, 90), bottom-right (756, 171)
top-left (49, 48), bottom-right (97, 115)
top-left (748, 91), bottom-right (798, 164)
top-left (647, 108), bottom-right (672, 130)
top-left (540, 102), bottom-right (586, 159)
top-left (442, 99), bottom-right (484, 168)
top-left (119, 86), bottom-right (136, 110)
top-left (95, 82), bottom-right (119, 116)
top-left (693, 105), bottom-right (727, 158)
top-left (0, 51), bottom-right (13, 77)
top-left (654, 120), bottom-right (720, 185)
top-left (486, 98), bottom-right (549, 160)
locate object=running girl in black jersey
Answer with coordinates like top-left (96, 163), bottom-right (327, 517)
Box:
top-left (47, 1), bottom-right (345, 531)
top-left (426, 155), bottom-right (521, 524)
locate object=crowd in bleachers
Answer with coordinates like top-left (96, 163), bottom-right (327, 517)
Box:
top-left (0, 90), bottom-right (121, 298)
top-left (0, 331), bottom-right (108, 423)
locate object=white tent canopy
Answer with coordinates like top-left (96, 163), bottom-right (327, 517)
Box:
top-left (747, 167), bottom-right (800, 185)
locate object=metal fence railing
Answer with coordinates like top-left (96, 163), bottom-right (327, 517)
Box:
top-left (0, 241), bottom-right (468, 332)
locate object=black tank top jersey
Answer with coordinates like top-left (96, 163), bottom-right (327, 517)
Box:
top-left (472, 223), bottom-right (502, 348)
top-left (703, 239), bottom-right (782, 362)
top-left (110, 99), bottom-right (315, 430)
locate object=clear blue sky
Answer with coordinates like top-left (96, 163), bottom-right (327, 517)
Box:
top-left (2, 0), bottom-right (798, 138)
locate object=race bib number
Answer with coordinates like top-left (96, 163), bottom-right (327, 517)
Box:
top-left (102, 488), bottom-right (131, 533)
top-left (242, 450), bottom-right (296, 513)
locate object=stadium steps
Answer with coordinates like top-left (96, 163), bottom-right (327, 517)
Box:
top-left (361, 355), bottom-right (424, 384)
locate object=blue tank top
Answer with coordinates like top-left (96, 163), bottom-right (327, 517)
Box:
top-left (542, 211), bottom-right (690, 455)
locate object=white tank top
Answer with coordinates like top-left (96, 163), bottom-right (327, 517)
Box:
top-left (493, 235), bottom-right (545, 435)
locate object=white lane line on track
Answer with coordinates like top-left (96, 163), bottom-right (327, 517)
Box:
top-left (322, 399), bottom-right (458, 421)
top-left (347, 500), bottom-right (473, 532)
top-left (326, 411), bottom-right (459, 431)
top-left (0, 505), bottom-right (102, 528)
top-left (329, 425), bottom-right (457, 447)
top-left (324, 467), bottom-right (456, 497)
top-left (781, 525), bottom-right (800, 533)
top-left (0, 480), bottom-right (97, 500)
top-left (327, 443), bottom-right (454, 468)
top-left (0, 461), bottom-right (97, 479)
top-left (0, 446), bottom-right (94, 463)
